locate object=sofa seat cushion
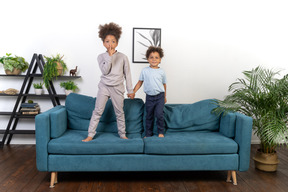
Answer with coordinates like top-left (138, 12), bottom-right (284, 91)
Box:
top-left (48, 130), bottom-right (144, 155)
top-left (144, 132), bottom-right (238, 155)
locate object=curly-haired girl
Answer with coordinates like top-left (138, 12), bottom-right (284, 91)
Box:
top-left (82, 22), bottom-right (134, 142)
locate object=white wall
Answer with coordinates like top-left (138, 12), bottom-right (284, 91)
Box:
top-left (1, 0), bottom-right (288, 144)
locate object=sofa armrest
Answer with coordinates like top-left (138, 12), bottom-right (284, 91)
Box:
top-left (234, 112), bottom-right (253, 171)
top-left (50, 107), bottom-right (67, 138)
top-left (35, 105), bottom-right (65, 171)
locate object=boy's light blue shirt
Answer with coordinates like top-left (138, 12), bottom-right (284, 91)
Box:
top-left (139, 66), bottom-right (167, 96)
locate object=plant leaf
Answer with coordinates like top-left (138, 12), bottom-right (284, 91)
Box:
top-left (137, 32), bottom-right (153, 46)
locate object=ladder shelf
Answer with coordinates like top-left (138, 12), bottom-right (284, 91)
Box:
top-left (0, 53), bottom-right (80, 147)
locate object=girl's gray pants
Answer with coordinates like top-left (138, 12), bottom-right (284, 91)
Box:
top-left (87, 82), bottom-right (126, 138)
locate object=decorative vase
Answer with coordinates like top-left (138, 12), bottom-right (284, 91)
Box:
top-left (5, 68), bottom-right (21, 75)
top-left (34, 88), bottom-right (43, 95)
top-left (65, 90), bottom-right (73, 96)
top-left (56, 62), bottom-right (63, 76)
top-left (253, 149), bottom-right (279, 172)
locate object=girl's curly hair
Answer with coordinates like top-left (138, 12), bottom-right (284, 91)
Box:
top-left (98, 22), bottom-right (122, 42)
top-left (146, 46), bottom-right (164, 59)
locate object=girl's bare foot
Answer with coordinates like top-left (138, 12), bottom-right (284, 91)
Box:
top-left (121, 136), bottom-right (128, 139)
top-left (82, 136), bottom-right (93, 142)
top-left (158, 134), bottom-right (164, 138)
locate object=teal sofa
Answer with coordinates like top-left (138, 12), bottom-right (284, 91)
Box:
top-left (35, 93), bottom-right (253, 188)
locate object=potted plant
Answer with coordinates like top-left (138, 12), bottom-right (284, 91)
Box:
top-left (33, 82), bottom-right (44, 95)
top-left (43, 54), bottom-right (68, 89)
top-left (213, 66), bottom-right (288, 172)
top-left (60, 80), bottom-right (78, 95)
top-left (0, 53), bottom-right (29, 75)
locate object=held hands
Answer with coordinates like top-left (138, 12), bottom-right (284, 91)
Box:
top-left (129, 81), bottom-right (142, 100)
top-left (127, 92), bottom-right (135, 99)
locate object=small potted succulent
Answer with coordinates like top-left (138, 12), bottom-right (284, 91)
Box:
top-left (60, 80), bottom-right (78, 95)
top-left (33, 82), bottom-right (44, 95)
top-left (0, 53), bottom-right (29, 75)
top-left (43, 54), bottom-right (68, 89)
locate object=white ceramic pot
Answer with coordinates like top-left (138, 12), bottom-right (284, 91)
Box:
top-left (34, 88), bottom-right (43, 95)
top-left (65, 90), bottom-right (73, 96)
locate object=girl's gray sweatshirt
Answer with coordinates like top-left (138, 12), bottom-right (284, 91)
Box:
top-left (97, 51), bottom-right (133, 94)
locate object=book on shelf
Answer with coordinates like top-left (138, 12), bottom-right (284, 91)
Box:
top-left (20, 109), bottom-right (40, 115)
top-left (21, 111), bottom-right (39, 115)
top-left (20, 103), bottom-right (40, 114)
top-left (20, 103), bottom-right (39, 108)
top-left (20, 106), bottom-right (40, 112)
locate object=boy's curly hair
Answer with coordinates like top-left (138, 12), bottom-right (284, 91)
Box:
top-left (98, 22), bottom-right (122, 42)
top-left (146, 46), bottom-right (164, 59)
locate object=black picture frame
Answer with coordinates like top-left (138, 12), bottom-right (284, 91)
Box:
top-left (132, 28), bottom-right (161, 63)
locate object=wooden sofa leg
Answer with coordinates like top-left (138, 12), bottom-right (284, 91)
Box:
top-left (231, 171), bottom-right (237, 185)
top-left (226, 170), bottom-right (232, 183)
top-left (50, 172), bottom-right (57, 188)
top-left (55, 172), bottom-right (58, 184)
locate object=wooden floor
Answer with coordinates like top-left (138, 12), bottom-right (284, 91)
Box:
top-left (0, 144), bottom-right (288, 192)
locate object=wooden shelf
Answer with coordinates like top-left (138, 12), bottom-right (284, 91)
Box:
top-left (0, 112), bottom-right (39, 118)
top-left (0, 112), bottom-right (12, 115)
top-left (0, 74), bottom-right (81, 78)
top-left (0, 74), bottom-right (29, 77)
top-left (0, 93), bottom-right (67, 98)
top-left (0, 130), bottom-right (35, 134)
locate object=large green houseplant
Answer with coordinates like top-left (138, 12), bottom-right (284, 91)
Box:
top-left (0, 53), bottom-right (29, 75)
top-left (43, 54), bottom-right (67, 89)
top-left (213, 66), bottom-right (288, 171)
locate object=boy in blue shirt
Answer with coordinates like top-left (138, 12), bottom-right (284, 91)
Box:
top-left (131, 46), bottom-right (167, 137)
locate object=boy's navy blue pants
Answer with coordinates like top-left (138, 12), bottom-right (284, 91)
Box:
top-left (145, 92), bottom-right (165, 137)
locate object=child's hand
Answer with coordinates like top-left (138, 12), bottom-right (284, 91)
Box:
top-left (108, 45), bottom-right (115, 56)
top-left (127, 93), bottom-right (135, 99)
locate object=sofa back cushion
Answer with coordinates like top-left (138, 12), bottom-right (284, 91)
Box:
top-left (164, 99), bottom-right (220, 132)
top-left (65, 93), bottom-right (144, 134)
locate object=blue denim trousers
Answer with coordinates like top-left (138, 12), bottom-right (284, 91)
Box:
top-left (145, 92), bottom-right (165, 137)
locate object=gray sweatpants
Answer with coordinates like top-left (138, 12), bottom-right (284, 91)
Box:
top-left (88, 82), bottom-right (126, 138)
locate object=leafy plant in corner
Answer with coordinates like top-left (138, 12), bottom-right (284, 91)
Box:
top-left (43, 54), bottom-right (68, 89)
top-left (0, 53), bottom-right (29, 73)
top-left (60, 81), bottom-right (78, 91)
top-left (213, 66), bottom-right (288, 154)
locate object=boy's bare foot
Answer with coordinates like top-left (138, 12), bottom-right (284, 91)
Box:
top-left (121, 136), bottom-right (128, 139)
top-left (158, 134), bottom-right (164, 138)
top-left (82, 136), bottom-right (93, 142)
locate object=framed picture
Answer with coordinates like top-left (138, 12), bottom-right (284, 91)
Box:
top-left (132, 28), bottom-right (161, 63)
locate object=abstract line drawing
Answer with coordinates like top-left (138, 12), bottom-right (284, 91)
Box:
top-left (133, 28), bottom-right (161, 63)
